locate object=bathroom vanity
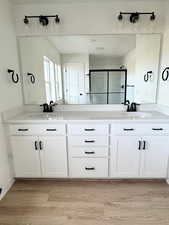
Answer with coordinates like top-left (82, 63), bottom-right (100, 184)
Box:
top-left (7, 111), bottom-right (169, 180)
top-left (8, 33), bottom-right (168, 180)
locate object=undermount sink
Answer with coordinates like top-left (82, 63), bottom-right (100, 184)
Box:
top-left (120, 112), bottom-right (152, 119)
top-left (27, 113), bottom-right (58, 119)
top-left (26, 111), bottom-right (153, 120)
top-left (90, 112), bottom-right (153, 120)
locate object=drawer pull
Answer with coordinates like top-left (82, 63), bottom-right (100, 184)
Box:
top-left (84, 128), bottom-right (95, 131)
top-left (152, 128), bottom-right (163, 131)
top-left (123, 128), bottom-right (134, 131)
top-left (18, 129), bottom-right (29, 132)
top-left (39, 141), bottom-right (43, 150)
top-left (143, 140), bottom-right (146, 150)
top-left (85, 167), bottom-right (95, 170)
top-left (85, 151), bottom-right (95, 154)
top-left (35, 141), bottom-right (38, 150)
top-left (138, 140), bottom-right (142, 150)
top-left (46, 129), bottom-right (57, 131)
top-left (84, 140), bottom-right (95, 143)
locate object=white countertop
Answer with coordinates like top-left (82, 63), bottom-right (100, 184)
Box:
top-left (6, 111), bottom-right (169, 124)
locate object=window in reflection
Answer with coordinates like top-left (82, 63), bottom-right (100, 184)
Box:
top-left (55, 64), bottom-right (63, 101)
top-left (44, 56), bottom-right (63, 103)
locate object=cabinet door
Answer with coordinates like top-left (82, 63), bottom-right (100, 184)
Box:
top-left (110, 136), bottom-right (141, 178)
top-left (11, 136), bottom-right (41, 177)
top-left (141, 137), bottom-right (169, 178)
top-left (40, 136), bottom-right (68, 177)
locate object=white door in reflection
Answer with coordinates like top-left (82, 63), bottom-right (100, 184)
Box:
top-left (63, 63), bottom-right (89, 104)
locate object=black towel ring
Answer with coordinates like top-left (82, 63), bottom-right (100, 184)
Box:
top-left (27, 73), bottom-right (35, 84)
top-left (144, 71), bottom-right (152, 82)
top-left (144, 73), bottom-right (149, 82)
top-left (162, 67), bottom-right (169, 81)
top-left (7, 69), bottom-right (19, 84)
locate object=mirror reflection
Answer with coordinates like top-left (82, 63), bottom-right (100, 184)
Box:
top-left (18, 34), bottom-right (161, 105)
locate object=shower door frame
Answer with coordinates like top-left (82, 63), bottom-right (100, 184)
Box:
top-left (88, 69), bottom-right (127, 104)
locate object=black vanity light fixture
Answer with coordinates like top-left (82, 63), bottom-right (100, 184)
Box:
top-left (24, 15), bottom-right (60, 26)
top-left (7, 69), bottom-right (19, 84)
top-left (118, 12), bottom-right (156, 23)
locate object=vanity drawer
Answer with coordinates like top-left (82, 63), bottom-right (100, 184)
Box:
top-left (68, 136), bottom-right (109, 146)
top-left (10, 125), bottom-right (35, 136)
top-left (10, 124), bottom-right (66, 136)
top-left (70, 158), bottom-right (108, 178)
top-left (111, 123), bottom-right (169, 136)
top-left (38, 125), bottom-right (66, 135)
top-left (67, 124), bottom-right (109, 135)
top-left (69, 147), bottom-right (108, 158)
top-left (146, 124), bottom-right (169, 135)
top-left (111, 124), bottom-right (141, 136)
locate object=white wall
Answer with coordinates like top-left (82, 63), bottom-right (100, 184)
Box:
top-left (19, 37), bottom-right (61, 104)
top-left (135, 34), bottom-right (161, 103)
top-left (123, 48), bottom-right (136, 102)
top-left (157, 29), bottom-right (169, 106)
top-left (14, 1), bottom-right (166, 36)
top-left (0, 0), bottom-right (23, 199)
top-left (61, 53), bottom-right (89, 74)
top-left (89, 55), bottom-right (122, 70)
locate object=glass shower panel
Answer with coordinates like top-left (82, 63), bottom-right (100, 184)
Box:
top-left (109, 71), bottom-right (125, 92)
top-left (89, 70), bottom-right (127, 104)
top-left (90, 71), bottom-right (107, 104)
top-left (90, 94), bottom-right (107, 104)
top-left (108, 93), bottom-right (125, 104)
top-left (108, 71), bottom-right (126, 104)
top-left (90, 71), bottom-right (107, 93)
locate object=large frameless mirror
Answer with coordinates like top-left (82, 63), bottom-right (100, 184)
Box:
top-left (18, 34), bottom-right (161, 105)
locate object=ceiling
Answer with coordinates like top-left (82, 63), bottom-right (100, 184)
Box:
top-left (48, 35), bottom-right (136, 57)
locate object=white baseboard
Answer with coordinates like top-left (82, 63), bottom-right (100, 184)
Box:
top-left (0, 178), bottom-right (15, 200)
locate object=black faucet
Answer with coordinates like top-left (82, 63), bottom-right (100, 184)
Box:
top-left (49, 101), bottom-right (55, 113)
top-left (124, 100), bottom-right (130, 112)
top-left (130, 102), bottom-right (137, 112)
top-left (124, 101), bottom-right (139, 112)
top-left (40, 101), bottom-right (57, 113)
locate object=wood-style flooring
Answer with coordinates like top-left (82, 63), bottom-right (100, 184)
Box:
top-left (0, 180), bottom-right (169, 225)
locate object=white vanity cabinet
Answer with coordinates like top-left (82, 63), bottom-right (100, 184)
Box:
top-left (9, 120), bottom-right (169, 180)
top-left (140, 136), bottom-right (169, 178)
top-left (11, 136), bottom-right (41, 177)
top-left (110, 136), bottom-right (141, 177)
top-left (110, 123), bottom-right (169, 178)
top-left (67, 123), bottom-right (109, 178)
top-left (40, 136), bottom-right (67, 177)
top-left (10, 124), bottom-right (68, 178)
